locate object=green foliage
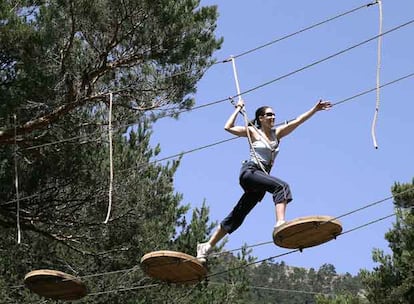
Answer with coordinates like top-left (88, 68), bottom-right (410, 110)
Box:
top-left (0, 0), bottom-right (223, 142)
top-left (359, 179), bottom-right (414, 304)
top-left (0, 0), bottom-right (229, 303)
top-left (246, 262), bottom-right (363, 304)
top-left (315, 293), bottom-right (368, 304)
top-left (173, 201), bottom-right (217, 253)
top-left (171, 248), bottom-right (254, 304)
top-left (392, 179), bottom-right (414, 208)
top-left (0, 1), bottom-right (369, 303)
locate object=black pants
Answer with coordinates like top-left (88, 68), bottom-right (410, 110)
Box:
top-left (221, 161), bottom-right (292, 234)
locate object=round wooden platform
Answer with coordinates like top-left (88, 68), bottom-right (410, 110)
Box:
top-left (141, 250), bottom-right (207, 284)
top-left (24, 269), bottom-right (87, 301)
top-left (273, 215), bottom-right (342, 250)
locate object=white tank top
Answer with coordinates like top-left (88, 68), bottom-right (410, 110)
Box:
top-left (249, 128), bottom-right (279, 166)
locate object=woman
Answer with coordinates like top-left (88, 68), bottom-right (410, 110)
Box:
top-left (196, 98), bottom-right (331, 263)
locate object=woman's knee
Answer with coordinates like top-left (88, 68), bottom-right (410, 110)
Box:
top-left (273, 181), bottom-right (292, 204)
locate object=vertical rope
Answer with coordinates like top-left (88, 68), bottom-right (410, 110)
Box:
top-left (230, 56), bottom-right (243, 103)
top-left (104, 92), bottom-right (114, 224)
top-left (371, 0), bottom-right (383, 149)
top-left (239, 108), bottom-right (269, 174)
top-left (229, 57), bottom-right (268, 174)
top-left (13, 114), bottom-right (21, 243)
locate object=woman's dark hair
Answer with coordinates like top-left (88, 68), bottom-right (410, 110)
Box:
top-left (251, 106), bottom-right (271, 128)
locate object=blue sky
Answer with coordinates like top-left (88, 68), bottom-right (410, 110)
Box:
top-left (151, 0), bottom-right (414, 275)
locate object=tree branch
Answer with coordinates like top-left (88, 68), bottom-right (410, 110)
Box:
top-left (0, 94), bottom-right (104, 144)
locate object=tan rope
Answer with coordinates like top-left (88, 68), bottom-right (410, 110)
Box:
top-left (371, 0), bottom-right (383, 149)
top-left (230, 56), bottom-right (269, 174)
top-left (104, 92), bottom-right (114, 224)
top-left (240, 107), bottom-right (269, 174)
top-left (13, 114), bottom-right (21, 243)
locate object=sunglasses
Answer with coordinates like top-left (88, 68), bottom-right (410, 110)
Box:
top-left (263, 112), bottom-right (275, 117)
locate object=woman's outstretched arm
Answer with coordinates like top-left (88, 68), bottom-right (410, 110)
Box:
top-left (276, 100), bottom-right (331, 140)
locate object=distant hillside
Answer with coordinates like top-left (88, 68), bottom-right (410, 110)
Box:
top-left (246, 260), bottom-right (363, 303)
top-left (209, 252), bottom-right (364, 304)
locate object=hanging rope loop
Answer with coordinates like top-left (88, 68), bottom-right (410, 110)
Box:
top-left (13, 114), bottom-right (22, 244)
top-left (104, 92), bottom-right (114, 224)
top-left (371, 0), bottom-right (383, 149)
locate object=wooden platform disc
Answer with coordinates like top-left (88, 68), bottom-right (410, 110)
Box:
top-left (140, 250), bottom-right (207, 284)
top-left (273, 215), bottom-right (342, 250)
top-left (24, 269), bottom-right (87, 301)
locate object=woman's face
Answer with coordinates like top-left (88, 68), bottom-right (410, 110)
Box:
top-left (259, 107), bottom-right (275, 128)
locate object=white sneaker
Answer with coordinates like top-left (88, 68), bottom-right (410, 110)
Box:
top-left (274, 220), bottom-right (286, 229)
top-left (196, 242), bottom-right (212, 263)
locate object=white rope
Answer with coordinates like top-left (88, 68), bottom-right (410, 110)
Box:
top-left (240, 108), bottom-right (269, 174)
top-left (230, 56), bottom-right (243, 103)
top-left (229, 56), bottom-right (269, 174)
top-left (13, 114), bottom-right (21, 243)
top-left (104, 92), bottom-right (114, 224)
top-left (371, 0), bottom-right (383, 149)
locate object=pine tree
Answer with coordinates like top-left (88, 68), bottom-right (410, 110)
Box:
top-left (315, 180), bottom-right (414, 304)
top-left (359, 179), bottom-right (414, 304)
top-left (315, 293), bottom-right (367, 304)
top-left (0, 0), bottom-right (232, 302)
